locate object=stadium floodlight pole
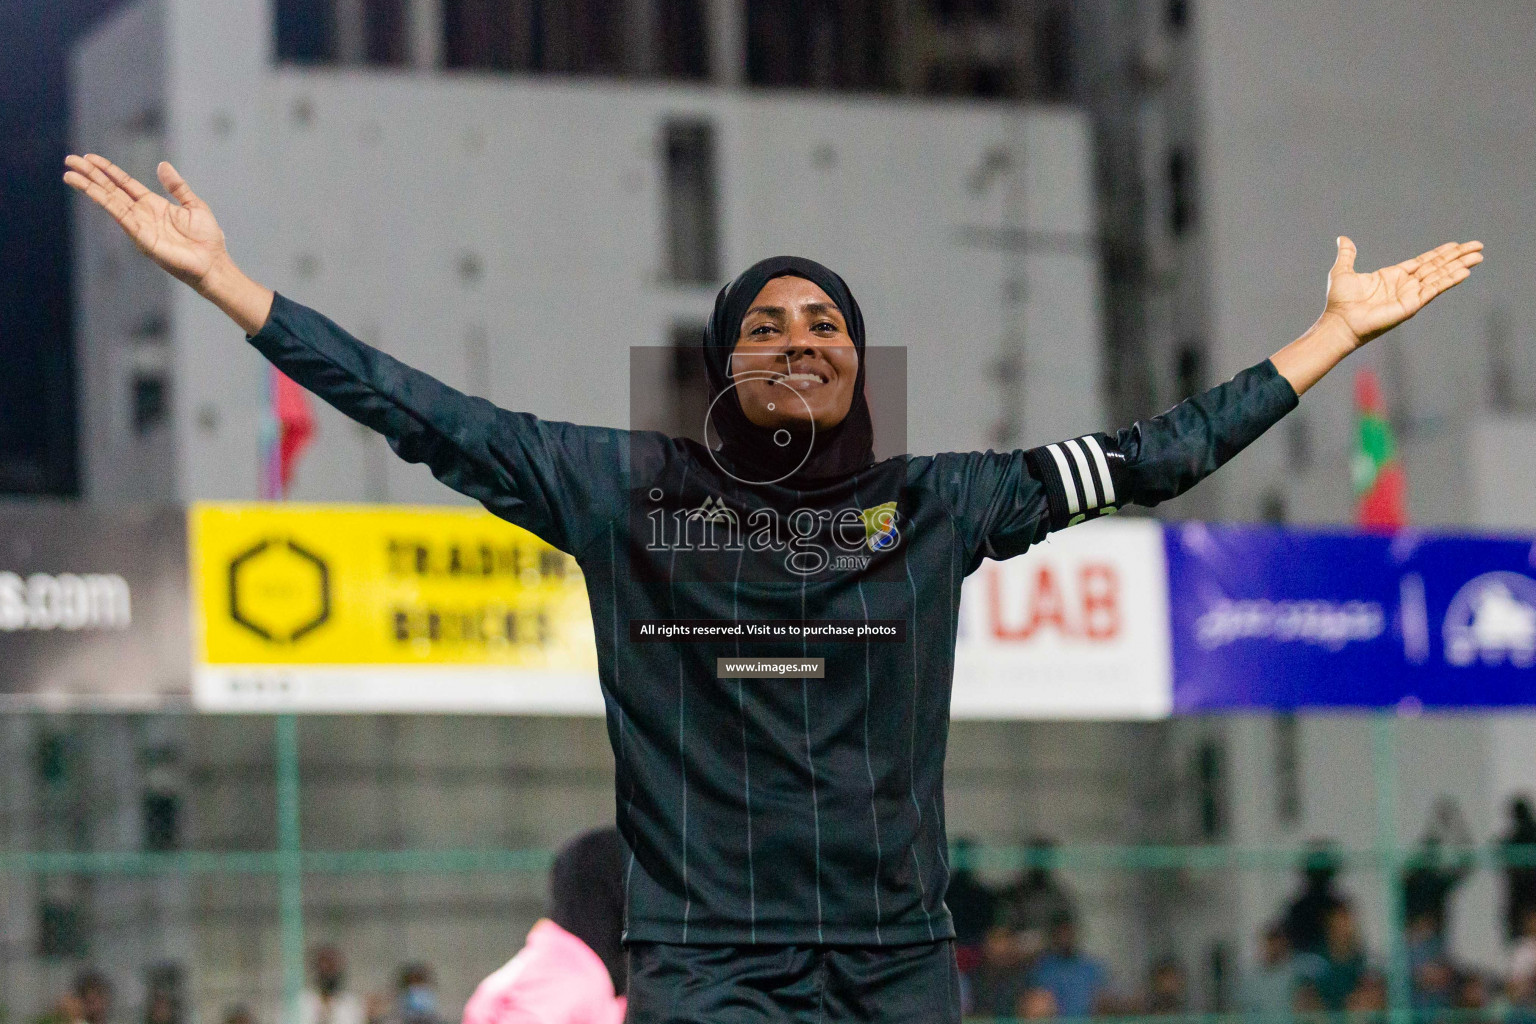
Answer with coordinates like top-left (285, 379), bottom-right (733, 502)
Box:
top-left (65, 149), bottom-right (1487, 1024)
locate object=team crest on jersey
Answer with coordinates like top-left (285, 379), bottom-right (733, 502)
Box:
top-left (691, 494), bottom-right (734, 525)
top-left (860, 501), bottom-right (899, 552)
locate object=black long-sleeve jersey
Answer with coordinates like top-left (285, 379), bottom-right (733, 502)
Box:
top-left (249, 294), bottom-right (1299, 945)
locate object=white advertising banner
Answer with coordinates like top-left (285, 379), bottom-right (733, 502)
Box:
top-left (951, 518), bottom-right (1173, 719)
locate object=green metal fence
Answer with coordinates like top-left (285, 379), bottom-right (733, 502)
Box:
top-left (3, 712), bottom-right (1534, 1024)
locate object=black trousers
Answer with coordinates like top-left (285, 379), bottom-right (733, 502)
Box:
top-left (625, 940), bottom-right (961, 1023)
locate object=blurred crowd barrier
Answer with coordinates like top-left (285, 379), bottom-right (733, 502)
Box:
top-left (4, 711), bottom-right (1536, 1024)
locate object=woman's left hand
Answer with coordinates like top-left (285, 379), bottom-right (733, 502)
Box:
top-left (1322, 235), bottom-right (1484, 347)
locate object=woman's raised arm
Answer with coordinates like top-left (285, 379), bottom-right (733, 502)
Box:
top-left (65, 153), bottom-right (629, 556)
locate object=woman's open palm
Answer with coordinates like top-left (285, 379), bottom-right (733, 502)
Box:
top-left (64, 154), bottom-right (226, 289)
top-left (1324, 235), bottom-right (1484, 345)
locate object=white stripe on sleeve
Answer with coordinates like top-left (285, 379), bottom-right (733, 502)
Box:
top-left (1083, 435), bottom-right (1116, 506)
top-left (1045, 443), bottom-right (1080, 515)
top-left (1066, 439), bottom-right (1099, 510)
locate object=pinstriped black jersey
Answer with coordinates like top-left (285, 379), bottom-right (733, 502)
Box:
top-left (249, 294), bottom-right (1299, 945)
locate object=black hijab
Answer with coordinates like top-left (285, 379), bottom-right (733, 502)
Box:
top-left (548, 827), bottom-right (627, 995)
top-left (701, 256), bottom-right (876, 485)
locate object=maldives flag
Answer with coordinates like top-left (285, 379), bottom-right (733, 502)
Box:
top-left (262, 366), bottom-right (316, 499)
top-left (1351, 368), bottom-right (1407, 529)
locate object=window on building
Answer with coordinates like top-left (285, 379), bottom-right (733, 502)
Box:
top-left (1033, 2), bottom-right (1073, 100)
top-left (659, 0), bottom-right (710, 80)
top-left (274, 0), bottom-right (407, 66)
top-left (925, 62), bottom-right (1014, 99)
top-left (444, 0), bottom-right (640, 74)
top-left (388, 0), bottom-right (714, 76)
top-left (1259, 489), bottom-right (1287, 524)
top-left (668, 322), bottom-right (712, 443)
top-left (1275, 714), bottom-right (1301, 826)
top-left (132, 373), bottom-right (169, 435)
top-left (364, 0), bottom-right (410, 65)
top-left (1287, 415), bottom-right (1314, 473)
top-left (1195, 738), bottom-right (1226, 840)
top-left (1167, 0), bottom-right (1191, 33)
top-left (35, 731), bottom-right (70, 786)
top-left (37, 898), bottom-right (89, 959)
top-left (746, 0), bottom-right (893, 92)
top-left (444, 0), bottom-right (525, 70)
top-left (1175, 340), bottom-right (1206, 399)
top-left (1169, 145), bottom-right (1197, 236)
top-left (928, 0), bottom-right (1006, 21)
top-left (275, 0), bottom-right (337, 63)
top-left (142, 791), bottom-right (182, 852)
top-left (662, 118), bottom-right (721, 285)
top-left (536, 1), bottom-right (624, 75)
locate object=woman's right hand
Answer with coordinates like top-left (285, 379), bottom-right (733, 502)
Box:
top-left (65, 154), bottom-right (274, 334)
top-left (65, 155), bottom-right (227, 288)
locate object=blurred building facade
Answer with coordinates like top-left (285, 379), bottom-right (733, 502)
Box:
top-left (72, 0), bottom-right (1106, 507)
top-left (55, 0), bottom-right (1144, 1018)
top-left (1154, 0), bottom-right (1536, 1004)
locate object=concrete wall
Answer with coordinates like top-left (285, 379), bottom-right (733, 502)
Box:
top-left (1181, 0), bottom-right (1536, 987)
top-left (1190, 0), bottom-right (1536, 528)
top-left (72, 0), bottom-right (1105, 505)
top-left (71, 0), bottom-right (177, 504)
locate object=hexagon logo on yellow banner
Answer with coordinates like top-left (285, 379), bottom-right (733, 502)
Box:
top-left (228, 538), bottom-right (331, 642)
top-left (190, 502), bottom-right (596, 670)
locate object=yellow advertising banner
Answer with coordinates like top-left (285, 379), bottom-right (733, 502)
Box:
top-left (189, 503), bottom-right (599, 712)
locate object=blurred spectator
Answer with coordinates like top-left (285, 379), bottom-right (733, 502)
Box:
top-left (221, 1006), bottom-right (255, 1024)
top-left (1511, 907), bottom-right (1536, 993)
top-left (1028, 913), bottom-right (1111, 1019)
top-left (1505, 798), bottom-right (1536, 943)
top-left (1298, 902), bottom-right (1370, 1011)
top-left (463, 827), bottom-right (627, 1024)
top-left (1283, 841), bottom-right (1346, 955)
top-left (1000, 837), bottom-right (1077, 949)
top-left (947, 837), bottom-right (999, 974)
top-left (1145, 957), bottom-right (1188, 1014)
top-left (1343, 970), bottom-right (1389, 1021)
top-left (30, 992), bottom-right (84, 1024)
top-left (366, 991), bottom-right (388, 1024)
top-left (1456, 969), bottom-right (1492, 1022)
top-left (75, 972), bottom-right (113, 1024)
top-left (1241, 923), bottom-right (1300, 1018)
top-left (1402, 797), bottom-right (1474, 952)
top-left (1291, 976), bottom-right (1325, 1016)
top-left (1509, 958), bottom-right (1536, 1024)
top-left (299, 946), bottom-right (366, 1024)
top-left (1016, 987), bottom-right (1060, 1020)
top-left (143, 965), bottom-right (182, 1024)
top-left (969, 926), bottom-right (1033, 1020)
top-left (380, 965), bottom-right (441, 1024)
top-left (143, 990), bottom-right (176, 1024)
top-left (1411, 955), bottom-right (1457, 1012)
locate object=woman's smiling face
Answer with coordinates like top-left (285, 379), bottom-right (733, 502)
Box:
top-left (728, 275), bottom-right (858, 433)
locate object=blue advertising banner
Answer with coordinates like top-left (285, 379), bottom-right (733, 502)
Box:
top-left (1166, 523), bottom-right (1536, 711)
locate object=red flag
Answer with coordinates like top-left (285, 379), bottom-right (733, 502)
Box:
top-left (1351, 369), bottom-right (1407, 529)
top-left (263, 367), bottom-right (315, 498)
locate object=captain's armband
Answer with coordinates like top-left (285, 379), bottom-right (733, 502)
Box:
top-left (1022, 433), bottom-right (1129, 532)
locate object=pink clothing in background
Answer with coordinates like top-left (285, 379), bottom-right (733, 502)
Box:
top-left (463, 919), bottom-right (626, 1024)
